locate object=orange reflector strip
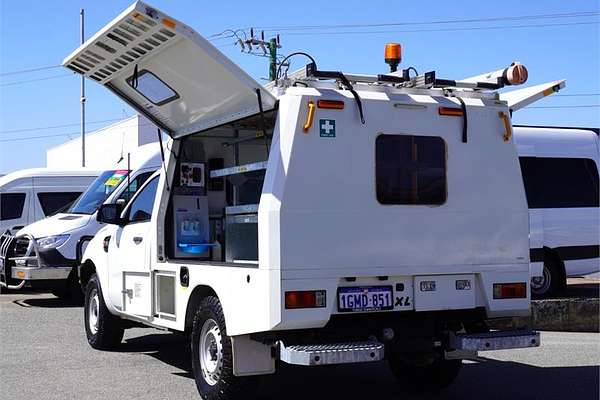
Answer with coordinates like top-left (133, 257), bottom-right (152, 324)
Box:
top-left (317, 100), bottom-right (345, 109)
top-left (438, 107), bottom-right (464, 117)
top-left (493, 283), bottom-right (527, 299)
top-left (16, 271), bottom-right (25, 279)
top-left (162, 18), bottom-right (176, 29)
top-left (542, 87), bottom-right (555, 96)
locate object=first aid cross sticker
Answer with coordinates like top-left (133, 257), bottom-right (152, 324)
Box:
top-left (319, 119), bottom-right (336, 138)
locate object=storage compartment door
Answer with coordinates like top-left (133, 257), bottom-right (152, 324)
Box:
top-left (123, 272), bottom-right (152, 317)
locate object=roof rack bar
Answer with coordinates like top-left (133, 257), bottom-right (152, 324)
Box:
top-left (433, 79), bottom-right (502, 90)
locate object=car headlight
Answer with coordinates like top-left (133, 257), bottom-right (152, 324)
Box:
top-left (36, 234), bottom-right (70, 249)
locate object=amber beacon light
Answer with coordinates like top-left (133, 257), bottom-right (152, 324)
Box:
top-left (384, 43), bottom-right (402, 72)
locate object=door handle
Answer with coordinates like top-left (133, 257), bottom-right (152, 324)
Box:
top-left (12, 226), bottom-right (24, 231)
top-left (133, 236), bottom-right (143, 244)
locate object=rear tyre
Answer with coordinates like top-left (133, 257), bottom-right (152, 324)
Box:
top-left (190, 296), bottom-right (258, 400)
top-left (84, 274), bottom-right (124, 350)
top-left (388, 355), bottom-right (462, 392)
top-left (531, 256), bottom-right (565, 298)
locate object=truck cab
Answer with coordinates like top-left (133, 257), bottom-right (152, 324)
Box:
top-left (67, 3), bottom-right (565, 399)
top-left (0, 143), bottom-right (160, 298)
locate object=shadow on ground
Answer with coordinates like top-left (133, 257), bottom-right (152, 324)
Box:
top-left (117, 332), bottom-right (600, 400)
top-left (12, 296), bottom-right (81, 308)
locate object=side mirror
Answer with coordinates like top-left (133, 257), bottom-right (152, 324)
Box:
top-left (97, 203), bottom-right (124, 225)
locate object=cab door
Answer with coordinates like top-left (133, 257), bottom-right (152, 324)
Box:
top-left (108, 176), bottom-right (159, 317)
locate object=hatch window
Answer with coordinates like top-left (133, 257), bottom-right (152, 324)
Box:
top-left (376, 135), bottom-right (447, 205)
top-left (127, 70), bottom-right (179, 106)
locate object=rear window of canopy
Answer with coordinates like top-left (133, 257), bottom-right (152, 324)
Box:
top-left (127, 69), bottom-right (179, 106)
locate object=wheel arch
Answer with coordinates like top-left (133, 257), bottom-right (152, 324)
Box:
top-left (79, 259), bottom-right (96, 291)
top-left (185, 284), bottom-right (218, 334)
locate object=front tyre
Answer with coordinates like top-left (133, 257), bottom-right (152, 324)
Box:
top-left (84, 274), bottom-right (124, 350)
top-left (191, 296), bottom-right (258, 400)
top-left (388, 355), bottom-right (462, 392)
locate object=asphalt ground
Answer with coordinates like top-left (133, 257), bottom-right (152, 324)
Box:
top-left (1, 290), bottom-right (599, 400)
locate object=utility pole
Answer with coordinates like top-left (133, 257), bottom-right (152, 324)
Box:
top-left (268, 38), bottom-right (277, 82)
top-left (80, 8), bottom-right (86, 167)
top-left (241, 30), bottom-right (281, 81)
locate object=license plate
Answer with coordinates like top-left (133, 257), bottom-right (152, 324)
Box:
top-left (338, 286), bottom-right (394, 312)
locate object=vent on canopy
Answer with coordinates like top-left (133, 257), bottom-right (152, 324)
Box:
top-left (64, 11), bottom-right (177, 84)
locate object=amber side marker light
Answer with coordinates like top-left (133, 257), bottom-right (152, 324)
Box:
top-left (285, 290), bottom-right (326, 309)
top-left (438, 107), bottom-right (464, 117)
top-left (493, 283), bottom-right (527, 299)
top-left (317, 100), bottom-right (345, 109)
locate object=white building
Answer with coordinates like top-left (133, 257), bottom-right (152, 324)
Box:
top-left (47, 115), bottom-right (157, 169)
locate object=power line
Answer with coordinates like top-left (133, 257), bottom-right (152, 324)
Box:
top-left (0, 73), bottom-right (73, 87)
top-left (254, 11), bottom-right (599, 31)
top-left (271, 21), bottom-right (598, 37)
top-left (527, 105), bottom-right (599, 109)
top-left (0, 132), bottom-right (80, 143)
top-left (0, 121), bottom-right (157, 143)
top-left (554, 93), bottom-right (600, 97)
top-left (0, 65), bottom-right (62, 76)
top-left (0, 118), bottom-right (126, 135)
top-left (4, 10), bottom-right (597, 76)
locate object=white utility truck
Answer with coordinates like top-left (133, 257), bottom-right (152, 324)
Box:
top-left (65, 2), bottom-right (565, 398)
top-left (0, 144), bottom-right (160, 297)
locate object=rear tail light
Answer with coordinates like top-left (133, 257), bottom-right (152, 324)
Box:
top-left (493, 283), bottom-right (527, 299)
top-left (285, 290), bottom-right (326, 309)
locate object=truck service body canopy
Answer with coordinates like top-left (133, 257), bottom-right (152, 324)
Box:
top-left (62, 1), bottom-right (276, 139)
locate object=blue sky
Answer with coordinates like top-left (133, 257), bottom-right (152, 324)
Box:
top-left (0, 0), bottom-right (598, 174)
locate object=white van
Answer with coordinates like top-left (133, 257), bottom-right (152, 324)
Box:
top-left (514, 126), bottom-right (599, 297)
top-left (60, 3), bottom-right (566, 398)
top-left (0, 169), bottom-right (99, 235)
top-left (0, 143), bottom-right (160, 297)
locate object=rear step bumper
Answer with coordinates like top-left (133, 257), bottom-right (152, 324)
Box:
top-left (449, 329), bottom-right (540, 351)
top-left (279, 341), bottom-right (384, 366)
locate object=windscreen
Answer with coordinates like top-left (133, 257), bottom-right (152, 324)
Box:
top-left (68, 170), bottom-right (128, 214)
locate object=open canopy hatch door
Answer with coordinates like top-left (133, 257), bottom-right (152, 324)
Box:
top-left (500, 80), bottom-right (566, 112)
top-left (62, 1), bottom-right (276, 138)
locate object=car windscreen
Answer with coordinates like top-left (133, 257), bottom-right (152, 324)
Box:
top-left (67, 170), bottom-right (128, 214)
